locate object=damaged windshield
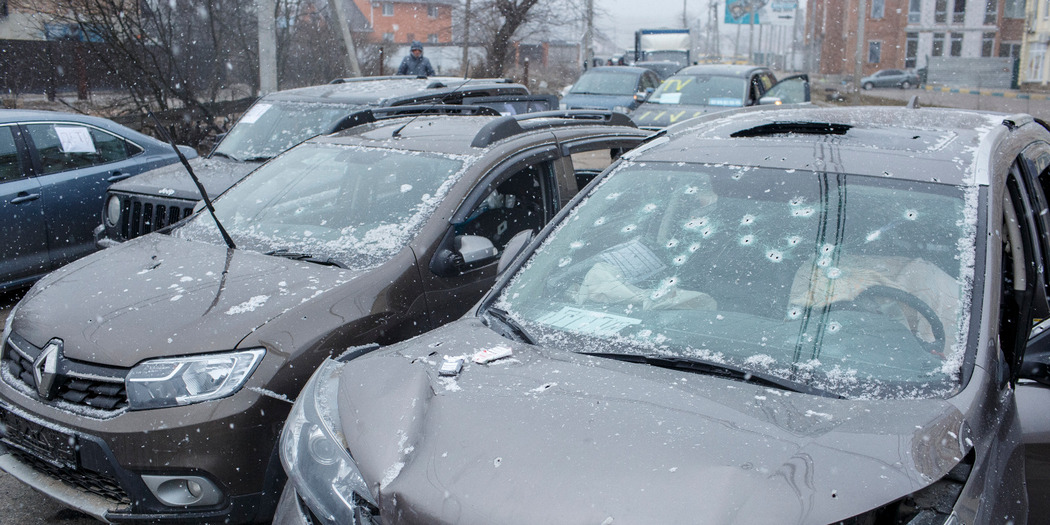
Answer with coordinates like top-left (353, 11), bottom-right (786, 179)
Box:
top-left (176, 143), bottom-right (467, 269)
top-left (212, 101), bottom-right (356, 161)
top-left (496, 161), bottom-right (977, 400)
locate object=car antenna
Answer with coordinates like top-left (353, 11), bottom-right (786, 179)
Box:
top-left (147, 111), bottom-right (237, 250)
top-left (391, 77), bottom-right (476, 138)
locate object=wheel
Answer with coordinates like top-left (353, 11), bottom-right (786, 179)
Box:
top-left (900, 81), bottom-right (911, 89)
top-left (863, 82), bottom-right (874, 90)
top-left (842, 285), bottom-right (946, 356)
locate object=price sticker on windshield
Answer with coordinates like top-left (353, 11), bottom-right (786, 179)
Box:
top-left (239, 103), bottom-right (272, 124)
top-left (536, 307), bottom-right (640, 337)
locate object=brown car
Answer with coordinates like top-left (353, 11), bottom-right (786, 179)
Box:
top-left (0, 109), bottom-right (650, 523)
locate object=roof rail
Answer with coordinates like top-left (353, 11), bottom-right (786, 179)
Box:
top-left (331, 104), bottom-right (503, 134)
top-left (470, 110), bottom-right (637, 148)
top-left (329, 76), bottom-right (515, 86)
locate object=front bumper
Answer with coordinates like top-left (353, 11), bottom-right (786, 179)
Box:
top-left (0, 385), bottom-right (287, 523)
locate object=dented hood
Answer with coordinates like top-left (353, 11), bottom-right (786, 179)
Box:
top-left (336, 320), bottom-right (970, 525)
top-left (15, 235), bottom-right (358, 367)
top-left (108, 155), bottom-right (262, 201)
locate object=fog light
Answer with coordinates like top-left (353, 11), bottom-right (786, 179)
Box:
top-left (141, 474), bottom-right (223, 507)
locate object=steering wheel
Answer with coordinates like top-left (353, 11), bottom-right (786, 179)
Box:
top-left (842, 285), bottom-right (946, 356)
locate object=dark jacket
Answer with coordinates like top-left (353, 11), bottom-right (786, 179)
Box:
top-left (398, 54), bottom-right (436, 76)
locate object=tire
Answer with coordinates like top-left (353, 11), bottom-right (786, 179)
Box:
top-left (900, 81), bottom-right (911, 89)
top-left (863, 82), bottom-right (874, 90)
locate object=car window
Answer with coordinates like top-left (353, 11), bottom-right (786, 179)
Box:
top-left (212, 101), bottom-right (357, 162)
top-left (0, 126), bottom-right (24, 183)
top-left (1000, 167), bottom-right (1045, 371)
top-left (23, 123), bottom-right (129, 175)
top-left (570, 148), bottom-right (622, 188)
top-left (497, 161), bottom-right (974, 399)
top-left (458, 161), bottom-right (555, 254)
top-left (570, 71), bottom-right (646, 96)
top-left (176, 143), bottom-right (468, 269)
top-left (650, 74), bottom-right (748, 106)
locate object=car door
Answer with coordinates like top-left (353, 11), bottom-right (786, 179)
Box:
top-left (1013, 141), bottom-right (1050, 517)
top-left (20, 121), bottom-right (141, 267)
top-left (422, 145), bottom-right (562, 328)
top-left (761, 74), bottom-right (812, 105)
top-left (0, 123), bottom-right (49, 290)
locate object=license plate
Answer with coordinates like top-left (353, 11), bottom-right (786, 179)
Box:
top-left (0, 407), bottom-right (78, 469)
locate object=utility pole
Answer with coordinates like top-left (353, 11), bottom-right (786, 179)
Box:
top-left (852, 0), bottom-right (866, 105)
top-left (747, 0), bottom-right (755, 63)
top-left (462, 0), bottom-right (471, 76)
top-left (585, 0), bottom-right (594, 66)
top-left (683, 0), bottom-right (688, 29)
top-left (329, 0), bottom-right (362, 76)
top-left (257, 0), bottom-right (277, 94)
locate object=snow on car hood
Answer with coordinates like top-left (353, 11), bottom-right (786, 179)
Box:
top-left (336, 319), bottom-right (971, 525)
top-left (630, 102), bottom-right (733, 128)
top-left (15, 234), bottom-right (359, 367)
top-left (107, 155), bottom-right (262, 201)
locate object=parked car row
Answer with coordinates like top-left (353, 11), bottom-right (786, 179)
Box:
top-left (3, 73), bottom-right (1050, 525)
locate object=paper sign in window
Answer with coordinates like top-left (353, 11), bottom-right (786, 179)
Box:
top-left (239, 103), bottom-right (272, 124)
top-left (537, 306), bottom-right (640, 337)
top-left (55, 126), bottom-right (95, 153)
top-left (659, 93), bottom-right (682, 104)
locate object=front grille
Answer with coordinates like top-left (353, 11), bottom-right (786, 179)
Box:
top-left (113, 192), bottom-right (195, 240)
top-left (3, 336), bottom-right (129, 413)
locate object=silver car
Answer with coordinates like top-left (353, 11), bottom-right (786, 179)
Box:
top-left (861, 68), bottom-right (922, 89)
top-left (276, 105), bottom-right (1050, 524)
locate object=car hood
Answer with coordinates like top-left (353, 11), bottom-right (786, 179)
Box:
top-left (560, 93), bottom-right (636, 110)
top-left (630, 102), bottom-right (740, 128)
top-left (108, 155), bottom-right (263, 201)
top-left (336, 320), bottom-right (970, 525)
top-left (15, 235), bottom-right (359, 367)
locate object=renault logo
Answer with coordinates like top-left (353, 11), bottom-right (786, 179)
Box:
top-left (33, 340), bottom-right (61, 400)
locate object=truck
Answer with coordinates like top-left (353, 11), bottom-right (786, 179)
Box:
top-left (634, 28), bottom-right (692, 68)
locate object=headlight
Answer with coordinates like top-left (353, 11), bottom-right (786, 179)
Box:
top-left (280, 359), bottom-right (377, 524)
top-left (558, 102), bottom-right (567, 110)
top-left (125, 348), bottom-right (265, 410)
top-left (105, 195), bottom-right (122, 227)
top-left (612, 105), bottom-right (630, 113)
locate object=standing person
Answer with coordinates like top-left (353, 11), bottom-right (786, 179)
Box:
top-left (398, 41), bottom-right (436, 76)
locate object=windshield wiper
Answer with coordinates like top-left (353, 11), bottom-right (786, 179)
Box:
top-left (580, 352), bottom-right (846, 399)
top-left (210, 151), bottom-right (242, 162)
top-left (264, 249), bottom-right (346, 268)
top-left (483, 307), bottom-right (534, 345)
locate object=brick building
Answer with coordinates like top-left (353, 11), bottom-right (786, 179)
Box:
top-left (808, 0), bottom-right (1025, 78)
top-left (349, 0), bottom-right (455, 45)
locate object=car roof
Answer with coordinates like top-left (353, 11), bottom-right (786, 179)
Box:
top-left (0, 109), bottom-right (119, 125)
top-left (673, 64), bottom-right (770, 77)
top-left (629, 105), bottom-right (1025, 187)
top-left (581, 66), bottom-right (653, 76)
top-left (261, 76), bottom-right (529, 106)
top-left (315, 110), bottom-right (642, 156)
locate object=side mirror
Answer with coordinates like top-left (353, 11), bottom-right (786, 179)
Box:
top-left (455, 235), bottom-right (498, 265)
top-left (497, 230), bottom-right (533, 275)
top-left (634, 88), bottom-right (654, 103)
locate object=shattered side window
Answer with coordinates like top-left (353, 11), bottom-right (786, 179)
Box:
top-left (498, 161), bottom-right (978, 400)
top-left (176, 144), bottom-right (469, 269)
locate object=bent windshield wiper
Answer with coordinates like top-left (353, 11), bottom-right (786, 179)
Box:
top-left (580, 352), bottom-right (846, 399)
top-left (210, 151), bottom-right (241, 162)
top-left (483, 307), bottom-right (534, 345)
top-left (265, 249), bottom-right (346, 268)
